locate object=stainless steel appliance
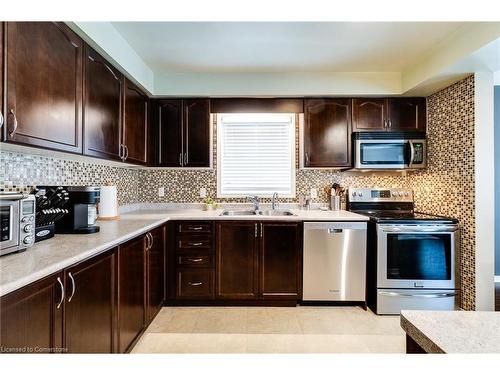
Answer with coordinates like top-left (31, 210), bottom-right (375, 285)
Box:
top-left (0, 193), bottom-right (36, 256)
top-left (348, 188), bottom-right (459, 315)
top-left (302, 222), bottom-right (367, 303)
top-left (353, 132), bottom-right (426, 170)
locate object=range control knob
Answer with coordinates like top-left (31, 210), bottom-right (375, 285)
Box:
top-left (23, 236), bottom-right (33, 244)
top-left (357, 192), bottom-right (363, 197)
top-left (352, 192), bottom-right (357, 197)
top-left (392, 192), bottom-right (397, 197)
top-left (24, 224), bottom-right (33, 233)
top-left (21, 217), bottom-right (29, 223)
top-left (398, 192), bottom-right (404, 197)
top-left (404, 192), bottom-right (410, 197)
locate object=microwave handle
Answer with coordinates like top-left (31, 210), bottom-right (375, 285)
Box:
top-left (408, 141), bottom-right (415, 168)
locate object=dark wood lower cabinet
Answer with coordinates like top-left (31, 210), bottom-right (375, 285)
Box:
top-left (0, 272), bottom-right (64, 353)
top-left (118, 235), bottom-right (146, 353)
top-left (146, 226), bottom-right (166, 323)
top-left (260, 222), bottom-right (302, 300)
top-left (216, 221), bottom-right (259, 300)
top-left (64, 250), bottom-right (116, 353)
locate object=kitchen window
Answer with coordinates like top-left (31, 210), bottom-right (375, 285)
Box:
top-left (217, 113), bottom-right (296, 198)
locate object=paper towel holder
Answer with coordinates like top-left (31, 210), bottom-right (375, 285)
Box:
top-left (98, 184), bottom-right (120, 221)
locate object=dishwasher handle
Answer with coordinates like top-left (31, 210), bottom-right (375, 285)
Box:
top-left (328, 228), bottom-right (343, 234)
top-left (304, 222), bottom-right (367, 231)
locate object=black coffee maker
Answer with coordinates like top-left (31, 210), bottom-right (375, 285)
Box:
top-left (55, 186), bottom-right (100, 234)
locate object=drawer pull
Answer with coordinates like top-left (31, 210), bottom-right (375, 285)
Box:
top-left (188, 281), bottom-right (203, 286)
top-left (188, 258), bottom-right (204, 262)
top-left (189, 226), bottom-right (204, 231)
top-left (189, 242), bottom-right (204, 246)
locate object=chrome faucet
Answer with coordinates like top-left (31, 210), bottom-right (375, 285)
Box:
top-left (247, 195), bottom-right (260, 211)
top-left (271, 192), bottom-right (279, 210)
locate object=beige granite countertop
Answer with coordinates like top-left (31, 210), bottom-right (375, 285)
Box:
top-left (0, 207), bottom-right (368, 297)
top-left (401, 310), bottom-right (500, 353)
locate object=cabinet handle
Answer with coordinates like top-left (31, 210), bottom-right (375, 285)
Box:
top-left (383, 119), bottom-right (387, 128)
top-left (188, 281), bottom-right (203, 287)
top-left (124, 145), bottom-right (129, 161)
top-left (56, 277), bottom-right (65, 309)
top-left (184, 152), bottom-right (188, 166)
top-left (189, 226), bottom-right (203, 231)
top-left (188, 258), bottom-right (203, 263)
top-left (388, 119), bottom-right (392, 128)
top-left (305, 152), bottom-right (310, 164)
top-left (179, 153), bottom-right (183, 166)
top-left (149, 233), bottom-right (154, 249)
top-left (189, 242), bottom-right (203, 246)
top-left (8, 109), bottom-right (18, 137)
top-left (255, 223), bottom-right (258, 238)
top-left (68, 272), bottom-right (76, 302)
top-left (260, 223), bottom-right (263, 238)
top-left (0, 111), bottom-right (4, 129)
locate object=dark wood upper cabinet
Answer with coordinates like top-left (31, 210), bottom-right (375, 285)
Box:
top-left (118, 235), bottom-right (146, 353)
top-left (150, 98), bottom-right (210, 167)
top-left (260, 222), bottom-right (302, 300)
top-left (303, 98), bottom-right (352, 168)
top-left (387, 98), bottom-right (426, 131)
top-left (4, 22), bottom-right (83, 152)
top-left (123, 78), bottom-right (148, 165)
top-left (215, 221), bottom-right (259, 300)
top-left (184, 99), bottom-right (210, 167)
top-left (0, 23), bottom-right (4, 134)
top-left (352, 98), bottom-right (387, 132)
top-left (352, 98), bottom-right (426, 132)
top-left (84, 46), bottom-right (123, 160)
top-left (146, 226), bottom-right (166, 323)
top-left (0, 272), bottom-right (64, 352)
top-left (64, 249), bottom-right (116, 353)
top-left (155, 99), bottom-right (183, 166)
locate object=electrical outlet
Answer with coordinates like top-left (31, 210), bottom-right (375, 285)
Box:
top-left (310, 188), bottom-right (318, 199)
top-left (199, 187), bottom-right (207, 198)
top-left (158, 187), bottom-right (165, 197)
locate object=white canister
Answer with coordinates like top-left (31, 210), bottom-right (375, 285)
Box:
top-left (98, 185), bottom-right (119, 220)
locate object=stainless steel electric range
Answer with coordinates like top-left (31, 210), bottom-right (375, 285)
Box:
top-left (348, 188), bottom-right (460, 315)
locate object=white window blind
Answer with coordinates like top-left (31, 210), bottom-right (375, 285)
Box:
top-left (217, 113), bottom-right (296, 198)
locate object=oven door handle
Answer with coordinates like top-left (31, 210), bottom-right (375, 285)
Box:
top-left (379, 291), bottom-right (457, 299)
top-left (379, 226), bottom-right (458, 233)
top-left (0, 193), bottom-right (27, 200)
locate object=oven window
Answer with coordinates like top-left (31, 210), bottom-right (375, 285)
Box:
top-left (360, 143), bottom-right (407, 165)
top-left (1, 206), bottom-right (11, 242)
top-left (386, 234), bottom-right (451, 280)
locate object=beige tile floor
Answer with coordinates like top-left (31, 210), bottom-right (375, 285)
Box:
top-left (132, 306), bottom-right (405, 353)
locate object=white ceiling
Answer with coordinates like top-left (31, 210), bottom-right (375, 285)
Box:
top-left (111, 22), bottom-right (466, 74)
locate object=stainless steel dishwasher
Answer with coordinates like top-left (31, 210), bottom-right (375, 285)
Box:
top-left (302, 222), bottom-right (367, 302)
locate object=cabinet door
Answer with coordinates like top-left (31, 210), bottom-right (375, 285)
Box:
top-left (64, 250), bottom-right (116, 353)
top-left (0, 22), bottom-right (4, 136)
top-left (352, 98), bottom-right (387, 132)
top-left (84, 46), bottom-right (123, 160)
top-left (184, 99), bottom-right (210, 167)
top-left (5, 22), bottom-right (83, 152)
top-left (260, 222), bottom-right (302, 300)
top-left (123, 78), bottom-right (148, 165)
top-left (387, 98), bottom-right (426, 132)
top-left (216, 221), bottom-right (259, 300)
top-left (156, 99), bottom-right (183, 166)
top-left (118, 235), bottom-right (146, 352)
top-left (303, 99), bottom-right (352, 167)
top-left (0, 272), bottom-right (63, 353)
top-left (146, 226), bottom-right (165, 323)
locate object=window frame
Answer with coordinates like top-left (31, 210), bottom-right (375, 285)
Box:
top-left (216, 113), bottom-right (296, 199)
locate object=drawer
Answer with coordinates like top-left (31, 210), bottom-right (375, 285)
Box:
top-left (176, 269), bottom-right (214, 299)
top-left (177, 254), bottom-right (213, 267)
top-left (177, 222), bottom-right (212, 234)
top-left (177, 237), bottom-right (211, 249)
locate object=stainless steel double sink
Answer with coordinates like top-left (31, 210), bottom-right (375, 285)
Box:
top-left (220, 209), bottom-right (296, 217)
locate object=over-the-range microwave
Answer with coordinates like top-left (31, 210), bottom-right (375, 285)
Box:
top-left (353, 132), bottom-right (427, 170)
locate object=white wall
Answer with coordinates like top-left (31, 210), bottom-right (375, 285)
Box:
top-left (474, 72), bottom-right (496, 310)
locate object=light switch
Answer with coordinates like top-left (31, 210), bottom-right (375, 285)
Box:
top-left (310, 188), bottom-right (318, 199)
top-left (199, 187), bottom-right (207, 198)
top-left (158, 187), bottom-right (165, 197)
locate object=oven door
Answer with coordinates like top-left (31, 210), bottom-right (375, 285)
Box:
top-left (377, 224), bottom-right (459, 289)
top-left (0, 201), bottom-right (20, 250)
top-left (355, 139), bottom-right (409, 169)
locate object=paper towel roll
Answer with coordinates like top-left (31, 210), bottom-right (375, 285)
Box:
top-left (98, 185), bottom-right (119, 220)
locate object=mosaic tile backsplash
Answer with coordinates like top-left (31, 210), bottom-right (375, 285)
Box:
top-left (0, 75), bottom-right (476, 309)
top-left (409, 75), bottom-right (476, 310)
top-left (0, 152), bottom-right (140, 206)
